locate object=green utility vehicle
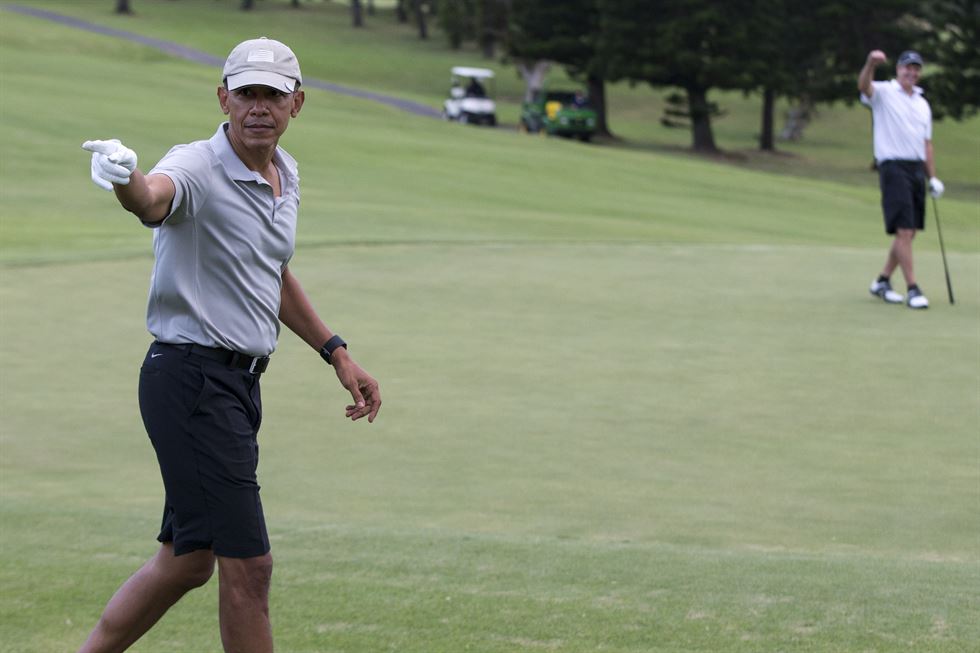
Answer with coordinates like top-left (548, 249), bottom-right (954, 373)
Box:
top-left (520, 89), bottom-right (597, 141)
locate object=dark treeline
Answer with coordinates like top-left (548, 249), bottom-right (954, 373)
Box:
top-left (507, 0), bottom-right (978, 151)
top-left (450, 0), bottom-right (978, 151)
top-left (114, 0), bottom-right (978, 152)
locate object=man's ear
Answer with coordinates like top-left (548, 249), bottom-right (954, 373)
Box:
top-left (291, 90), bottom-right (305, 118)
top-left (217, 86), bottom-right (230, 115)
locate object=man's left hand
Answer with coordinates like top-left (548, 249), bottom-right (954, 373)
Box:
top-left (929, 177), bottom-right (945, 198)
top-left (332, 351), bottom-right (382, 423)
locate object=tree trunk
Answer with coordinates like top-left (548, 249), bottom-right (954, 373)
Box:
top-left (587, 74), bottom-right (613, 138)
top-left (517, 60), bottom-right (551, 102)
top-left (367, 0), bottom-right (375, 16)
top-left (780, 97), bottom-right (812, 141)
top-left (479, 0), bottom-right (495, 59)
top-left (414, 0), bottom-right (428, 39)
top-left (352, 0), bottom-right (363, 27)
top-left (687, 86), bottom-right (718, 153)
top-left (759, 86), bottom-right (775, 151)
top-left (395, 0), bottom-right (408, 23)
top-left (240, 0), bottom-right (253, 10)
top-left (292, 0), bottom-right (301, 8)
top-left (115, 0), bottom-right (132, 13)
top-left (481, 37), bottom-right (495, 59)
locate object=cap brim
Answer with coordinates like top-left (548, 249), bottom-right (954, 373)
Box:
top-left (225, 71), bottom-right (297, 93)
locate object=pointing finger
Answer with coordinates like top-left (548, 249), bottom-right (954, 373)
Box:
top-left (82, 140), bottom-right (119, 155)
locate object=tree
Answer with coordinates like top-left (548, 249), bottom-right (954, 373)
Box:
top-left (438, 0), bottom-right (474, 48)
top-left (515, 60), bottom-right (551, 101)
top-left (413, 0), bottom-right (429, 39)
top-left (115, 0), bottom-right (132, 13)
top-left (753, 0), bottom-right (928, 150)
top-left (241, 0), bottom-right (254, 10)
top-left (597, 0), bottom-right (758, 152)
top-left (509, 0), bottom-right (614, 137)
top-left (921, 0), bottom-right (980, 120)
top-left (395, 0), bottom-right (409, 23)
top-left (477, 0), bottom-right (511, 59)
top-left (352, 0), bottom-right (364, 27)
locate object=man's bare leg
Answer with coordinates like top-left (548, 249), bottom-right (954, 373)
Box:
top-left (217, 553), bottom-right (274, 653)
top-left (882, 228), bottom-right (916, 287)
top-left (78, 544), bottom-right (215, 653)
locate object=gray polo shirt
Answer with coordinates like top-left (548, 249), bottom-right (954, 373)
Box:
top-left (146, 123), bottom-right (299, 357)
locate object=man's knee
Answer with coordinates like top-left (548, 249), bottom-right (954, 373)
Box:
top-left (219, 553), bottom-right (273, 605)
top-left (896, 228), bottom-right (916, 241)
top-left (180, 556), bottom-right (217, 590)
top-left (158, 547), bottom-right (216, 591)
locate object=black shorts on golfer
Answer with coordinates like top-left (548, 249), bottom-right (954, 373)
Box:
top-left (139, 341), bottom-right (270, 558)
top-left (878, 159), bottom-right (926, 234)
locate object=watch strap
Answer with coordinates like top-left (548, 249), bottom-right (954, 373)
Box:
top-left (319, 334), bottom-right (347, 365)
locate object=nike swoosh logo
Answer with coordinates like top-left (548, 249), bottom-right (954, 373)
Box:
top-left (150, 353), bottom-right (163, 358)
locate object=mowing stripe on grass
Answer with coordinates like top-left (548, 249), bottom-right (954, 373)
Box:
top-left (2, 3), bottom-right (442, 118)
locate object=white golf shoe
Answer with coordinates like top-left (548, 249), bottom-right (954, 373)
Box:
top-left (869, 278), bottom-right (904, 304)
top-left (906, 287), bottom-right (929, 309)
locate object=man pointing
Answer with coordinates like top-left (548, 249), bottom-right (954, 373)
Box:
top-left (77, 37), bottom-right (381, 653)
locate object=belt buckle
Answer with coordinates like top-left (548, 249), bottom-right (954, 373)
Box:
top-left (249, 357), bottom-right (269, 374)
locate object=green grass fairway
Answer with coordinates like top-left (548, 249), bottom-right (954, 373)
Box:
top-left (1, 4), bottom-right (979, 653)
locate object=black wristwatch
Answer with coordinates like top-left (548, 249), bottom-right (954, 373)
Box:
top-left (319, 335), bottom-right (347, 365)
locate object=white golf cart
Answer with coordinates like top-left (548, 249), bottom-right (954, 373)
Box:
top-left (442, 66), bottom-right (497, 126)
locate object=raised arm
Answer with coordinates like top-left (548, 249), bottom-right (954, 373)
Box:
top-left (858, 50), bottom-right (887, 98)
top-left (82, 139), bottom-right (175, 224)
top-left (279, 266), bottom-right (382, 422)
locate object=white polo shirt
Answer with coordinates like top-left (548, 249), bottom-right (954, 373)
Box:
top-left (860, 79), bottom-right (932, 163)
top-left (145, 123), bottom-right (300, 357)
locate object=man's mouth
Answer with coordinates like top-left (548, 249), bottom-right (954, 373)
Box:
top-left (245, 123), bottom-right (275, 130)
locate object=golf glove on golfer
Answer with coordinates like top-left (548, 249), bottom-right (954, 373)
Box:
top-left (82, 139), bottom-right (138, 191)
top-left (928, 176), bottom-right (945, 198)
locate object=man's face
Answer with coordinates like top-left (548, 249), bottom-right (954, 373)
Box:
top-left (896, 63), bottom-right (921, 91)
top-left (217, 84), bottom-right (305, 151)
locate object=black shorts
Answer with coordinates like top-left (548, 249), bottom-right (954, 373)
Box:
top-left (139, 341), bottom-right (269, 558)
top-left (878, 160), bottom-right (926, 235)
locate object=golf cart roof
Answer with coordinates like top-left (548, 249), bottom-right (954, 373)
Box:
top-left (452, 66), bottom-right (495, 79)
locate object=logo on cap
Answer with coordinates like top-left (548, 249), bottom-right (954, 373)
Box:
top-left (247, 49), bottom-right (275, 63)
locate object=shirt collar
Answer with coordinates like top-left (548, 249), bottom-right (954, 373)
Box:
top-left (889, 79), bottom-right (924, 96)
top-left (209, 122), bottom-right (299, 191)
top-left (210, 123), bottom-right (259, 182)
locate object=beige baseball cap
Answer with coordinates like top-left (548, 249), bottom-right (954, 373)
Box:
top-left (222, 37), bottom-right (302, 93)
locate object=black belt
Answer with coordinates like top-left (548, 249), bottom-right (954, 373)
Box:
top-left (880, 159), bottom-right (923, 168)
top-left (158, 342), bottom-right (270, 374)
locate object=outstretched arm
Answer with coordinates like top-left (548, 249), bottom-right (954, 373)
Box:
top-left (279, 267), bottom-right (382, 422)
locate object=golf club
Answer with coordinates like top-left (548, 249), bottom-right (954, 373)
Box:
top-left (931, 195), bottom-right (955, 305)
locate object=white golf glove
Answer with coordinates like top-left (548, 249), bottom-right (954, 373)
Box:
top-left (928, 176), bottom-right (945, 198)
top-left (81, 139), bottom-right (138, 191)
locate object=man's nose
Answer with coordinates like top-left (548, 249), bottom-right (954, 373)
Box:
top-left (248, 98), bottom-right (270, 114)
